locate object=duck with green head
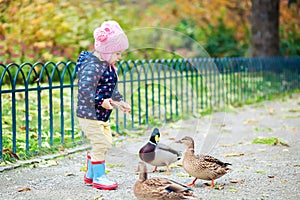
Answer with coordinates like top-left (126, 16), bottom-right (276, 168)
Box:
top-left (139, 128), bottom-right (181, 175)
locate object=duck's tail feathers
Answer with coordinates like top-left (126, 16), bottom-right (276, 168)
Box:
top-left (182, 193), bottom-right (199, 199)
top-left (223, 162), bottom-right (232, 173)
top-left (177, 151), bottom-right (183, 160)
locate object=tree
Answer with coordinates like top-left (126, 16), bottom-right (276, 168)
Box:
top-left (250, 0), bottom-right (280, 57)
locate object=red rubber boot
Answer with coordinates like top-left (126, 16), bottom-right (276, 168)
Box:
top-left (92, 160), bottom-right (118, 190)
top-left (84, 153), bottom-right (93, 185)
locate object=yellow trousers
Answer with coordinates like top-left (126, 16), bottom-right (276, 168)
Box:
top-left (78, 118), bottom-right (112, 161)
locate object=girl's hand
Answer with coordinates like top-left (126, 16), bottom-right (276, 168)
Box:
top-left (101, 98), bottom-right (113, 110)
top-left (119, 101), bottom-right (131, 113)
top-left (111, 100), bottom-right (131, 113)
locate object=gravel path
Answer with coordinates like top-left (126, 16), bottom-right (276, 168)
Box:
top-left (0, 94), bottom-right (299, 200)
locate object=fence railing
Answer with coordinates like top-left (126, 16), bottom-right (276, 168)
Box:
top-left (0, 56), bottom-right (299, 161)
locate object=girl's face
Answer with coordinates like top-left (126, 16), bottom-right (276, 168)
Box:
top-left (109, 51), bottom-right (122, 64)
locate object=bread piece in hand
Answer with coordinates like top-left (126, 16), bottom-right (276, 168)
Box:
top-left (111, 100), bottom-right (131, 113)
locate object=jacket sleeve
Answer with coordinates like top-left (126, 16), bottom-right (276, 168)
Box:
top-left (94, 91), bottom-right (104, 108)
top-left (77, 62), bottom-right (104, 108)
top-left (111, 87), bottom-right (123, 101)
top-left (95, 92), bottom-right (105, 107)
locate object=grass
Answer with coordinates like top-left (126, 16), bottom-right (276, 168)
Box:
top-left (1, 83), bottom-right (83, 164)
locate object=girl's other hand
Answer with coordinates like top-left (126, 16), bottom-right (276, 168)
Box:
top-left (101, 98), bottom-right (113, 110)
top-left (119, 101), bottom-right (131, 113)
top-left (111, 100), bottom-right (131, 113)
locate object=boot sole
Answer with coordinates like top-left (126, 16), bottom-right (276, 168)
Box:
top-left (84, 174), bottom-right (93, 185)
top-left (93, 183), bottom-right (118, 190)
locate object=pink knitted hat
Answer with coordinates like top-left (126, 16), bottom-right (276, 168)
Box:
top-left (94, 20), bottom-right (129, 61)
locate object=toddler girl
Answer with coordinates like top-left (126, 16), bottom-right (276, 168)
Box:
top-left (76, 20), bottom-right (130, 190)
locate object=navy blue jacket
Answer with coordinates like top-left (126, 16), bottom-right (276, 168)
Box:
top-left (76, 51), bottom-right (123, 121)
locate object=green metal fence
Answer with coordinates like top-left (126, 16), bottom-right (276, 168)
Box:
top-left (0, 56), bottom-right (299, 161)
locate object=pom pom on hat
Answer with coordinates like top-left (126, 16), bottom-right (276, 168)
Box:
top-left (94, 20), bottom-right (129, 61)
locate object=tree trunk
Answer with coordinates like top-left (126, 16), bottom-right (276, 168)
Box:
top-left (250, 0), bottom-right (280, 57)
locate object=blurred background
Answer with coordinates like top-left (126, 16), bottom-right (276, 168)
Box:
top-left (0, 0), bottom-right (299, 64)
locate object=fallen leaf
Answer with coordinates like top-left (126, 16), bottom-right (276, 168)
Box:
top-left (65, 173), bottom-right (75, 177)
top-left (80, 165), bottom-right (87, 172)
top-left (220, 143), bottom-right (236, 147)
top-left (106, 163), bottom-right (125, 168)
top-left (39, 160), bottom-right (59, 167)
top-left (29, 163), bottom-right (38, 168)
top-left (255, 170), bottom-right (265, 174)
top-left (258, 148), bottom-right (266, 152)
top-left (293, 164), bottom-right (300, 167)
top-left (170, 164), bottom-right (181, 169)
top-left (93, 195), bottom-right (104, 200)
top-left (58, 145), bottom-right (65, 151)
top-left (229, 186), bottom-right (238, 193)
top-left (18, 187), bottom-right (31, 192)
top-left (252, 137), bottom-right (289, 146)
top-left (225, 153), bottom-right (244, 157)
top-left (3, 148), bottom-right (20, 160)
top-left (175, 173), bottom-right (187, 178)
top-left (279, 141), bottom-right (290, 147)
top-left (213, 184), bottom-right (224, 190)
top-left (230, 179), bottom-right (238, 183)
top-left (268, 175), bottom-right (275, 178)
top-left (267, 107), bottom-right (275, 115)
top-left (46, 160), bottom-right (59, 167)
top-left (288, 109), bottom-right (300, 113)
top-left (33, 77), bottom-right (40, 83)
top-left (244, 119), bottom-right (259, 125)
top-left (163, 132), bottom-right (170, 136)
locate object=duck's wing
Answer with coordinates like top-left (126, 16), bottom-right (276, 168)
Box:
top-left (140, 178), bottom-right (172, 196)
top-left (202, 155), bottom-right (231, 167)
top-left (141, 178), bottom-right (197, 200)
top-left (166, 179), bottom-right (193, 193)
top-left (156, 143), bottom-right (180, 156)
top-left (166, 179), bottom-right (198, 199)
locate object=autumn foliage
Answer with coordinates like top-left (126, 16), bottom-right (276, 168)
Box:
top-left (0, 0), bottom-right (299, 64)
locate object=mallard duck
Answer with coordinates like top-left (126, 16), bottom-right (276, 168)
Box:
top-left (133, 161), bottom-right (198, 200)
top-left (139, 128), bottom-right (181, 175)
top-left (176, 136), bottom-right (231, 188)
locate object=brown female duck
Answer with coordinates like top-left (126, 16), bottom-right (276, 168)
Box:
top-left (133, 161), bottom-right (198, 200)
top-left (176, 136), bottom-right (231, 188)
